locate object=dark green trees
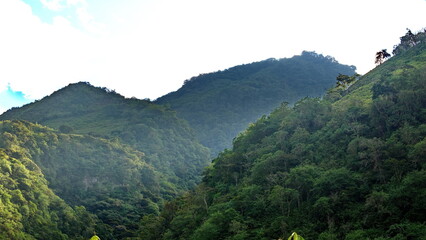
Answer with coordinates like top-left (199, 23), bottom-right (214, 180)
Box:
top-left (156, 51), bottom-right (355, 155)
top-left (0, 120), bottom-right (179, 239)
top-left (137, 32), bottom-right (426, 240)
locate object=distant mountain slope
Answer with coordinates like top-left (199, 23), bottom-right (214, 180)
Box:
top-left (0, 82), bottom-right (210, 188)
top-left (138, 33), bottom-right (426, 240)
top-left (156, 51), bottom-right (356, 155)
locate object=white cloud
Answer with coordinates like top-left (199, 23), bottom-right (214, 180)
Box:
top-left (1, 0), bottom-right (426, 105)
top-left (39, 0), bottom-right (85, 11)
top-left (66, 0), bottom-right (85, 6)
top-left (40, 0), bottom-right (65, 11)
top-left (0, 0), bottom-right (95, 99)
top-left (75, 6), bottom-right (106, 35)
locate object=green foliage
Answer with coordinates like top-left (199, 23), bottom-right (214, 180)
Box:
top-left (138, 37), bottom-right (426, 240)
top-left (0, 120), bottom-right (181, 239)
top-left (156, 52), bottom-right (355, 155)
top-left (0, 82), bottom-right (211, 190)
top-left (59, 125), bottom-right (74, 133)
top-left (288, 232), bottom-right (305, 240)
top-left (335, 73), bottom-right (360, 89)
top-left (89, 235), bottom-right (100, 240)
top-left (0, 146), bottom-right (97, 239)
top-left (0, 82), bottom-right (212, 239)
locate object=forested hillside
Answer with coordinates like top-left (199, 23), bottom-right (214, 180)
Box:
top-left (0, 83), bottom-right (210, 189)
top-left (0, 120), bottom-right (183, 239)
top-left (0, 121), bottom-right (100, 239)
top-left (137, 30), bottom-right (426, 240)
top-left (156, 52), bottom-right (356, 155)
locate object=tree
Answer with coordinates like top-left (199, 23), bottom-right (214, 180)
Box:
top-left (268, 185), bottom-right (299, 216)
top-left (375, 49), bottom-right (391, 65)
top-left (335, 73), bottom-right (360, 89)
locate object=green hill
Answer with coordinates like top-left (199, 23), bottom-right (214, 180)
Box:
top-left (0, 120), bottom-right (180, 239)
top-left (156, 51), bottom-right (356, 155)
top-left (0, 83), bottom-right (210, 189)
top-left (137, 31), bottom-right (426, 240)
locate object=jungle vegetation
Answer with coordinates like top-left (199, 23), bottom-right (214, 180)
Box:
top-left (0, 28), bottom-right (425, 239)
top-left (135, 29), bottom-right (426, 240)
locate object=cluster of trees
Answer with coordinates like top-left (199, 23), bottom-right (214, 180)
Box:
top-left (156, 51), bottom-right (356, 155)
top-left (0, 124), bottom-right (99, 239)
top-left (0, 120), bottom-right (174, 238)
top-left (136, 33), bottom-right (426, 240)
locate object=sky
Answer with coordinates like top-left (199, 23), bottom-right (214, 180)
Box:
top-left (0, 0), bottom-right (425, 113)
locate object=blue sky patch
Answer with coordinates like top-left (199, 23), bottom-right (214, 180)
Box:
top-left (0, 85), bottom-right (33, 113)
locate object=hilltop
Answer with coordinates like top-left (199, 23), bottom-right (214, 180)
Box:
top-left (156, 51), bottom-right (356, 155)
top-left (0, 82), bottom-right (211, 189)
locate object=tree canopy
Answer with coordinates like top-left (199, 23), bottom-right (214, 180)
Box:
top-left (135, 32), bottom-right (426, 240)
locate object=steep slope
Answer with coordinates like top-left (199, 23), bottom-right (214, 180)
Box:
top-left (0, 120), bottom-right (179, 239)
top-left (138, 34), bottom-right (426, 239)
top-left (0, 128), bottom-right (99, 239)
top-left (0, 83), bottom-right (210, 188)
top-left (156, 51), bottom-right (356, 155)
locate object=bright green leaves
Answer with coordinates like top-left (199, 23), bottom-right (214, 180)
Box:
top-left (288, 232), bottom-right (305, 240)
top-left (0, 148), bottom-right (97, 239)
top-left (89, 235), bottom-right (101, 240)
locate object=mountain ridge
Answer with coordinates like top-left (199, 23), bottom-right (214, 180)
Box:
top-left (156, 51), bottom-right (356, 155)
top-left (135, 31), bottom-right (426, 240)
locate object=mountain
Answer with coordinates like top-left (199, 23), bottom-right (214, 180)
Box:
top-left (0, 83), bottom-right (211, 189)
top-left (137, 31), bottom-right (426, 240)
top-left (156, 51), bottom-right (356, 155)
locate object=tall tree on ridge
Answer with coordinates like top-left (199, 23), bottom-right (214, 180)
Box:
top-left (375, 49), bottom-right (391, 65)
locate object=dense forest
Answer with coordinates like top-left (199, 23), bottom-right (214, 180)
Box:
top-left (0, 122), bottom-right (99, 239)
top-left (1, 28), bottom-right (425, 239)
top-left (135, 29), bottom-right (426, 240)
top-left (156, 52), bottom-right (355, 155)
top-left (0, 120), bottom-right (179, 238)
top-left (0, 85), bottom-right (212, 239)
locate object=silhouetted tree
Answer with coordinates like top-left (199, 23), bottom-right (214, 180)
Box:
top-left (375, 49), bottom-right (391, 65)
